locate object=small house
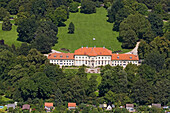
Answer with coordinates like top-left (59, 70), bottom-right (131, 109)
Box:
top-left (126, 104), bottom-right (135, 112)
top-left (7, 104), bottom-right (16, 110)
top-left (44, 103), bottom-right (53, 112)
top-left (106, 105), bottom-right (112, 111)
top-left (22, 104), bottom-right (30, 110)
top-left (68, 103), bottom-right (76, 110)
top-left (152, 103), bottom-right (161, 108)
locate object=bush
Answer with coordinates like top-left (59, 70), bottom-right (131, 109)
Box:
top-left (69, 2), bottom-right (79, 13)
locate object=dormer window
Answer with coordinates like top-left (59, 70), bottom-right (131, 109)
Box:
top-left (117, 56), bottom-right (119, 59)
top-left (60, 55), bottom-right (63, 58)
top-left (130, 56), bottom-right (132, 59)
top-left (54, 55), bottom-right (56, 57)
top-left (66, 56), bottom-right (69, 58)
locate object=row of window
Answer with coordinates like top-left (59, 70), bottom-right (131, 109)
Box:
top-left (53, 63), bottom-right (74, 65)
top-left (51, 60), bottom-right (74, 63)
top-left (75, 56), bottom-right (111, 59)
top-left (112, 61), bottom-right (138, 64)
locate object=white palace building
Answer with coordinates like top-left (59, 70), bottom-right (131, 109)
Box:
top-left (48, 47), bottom-right (139, 68)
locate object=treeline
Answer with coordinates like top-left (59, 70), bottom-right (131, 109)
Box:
top-left (0, 43), bottom-right (169, 110)
top-left (107, 0), bottom-right (169, 49)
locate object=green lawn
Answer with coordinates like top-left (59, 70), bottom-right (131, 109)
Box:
top-left (0, 8), bottom-right (130, 53)
top-left (87, 73), bottom-right (102, 86)
top-left (0, 22), bottom-right (21, 47)
top-left (53, 7), bottom-right (130, 53)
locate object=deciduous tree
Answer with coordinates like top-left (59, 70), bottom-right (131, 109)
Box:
top-left (2, 16), bottom-right (12, 31)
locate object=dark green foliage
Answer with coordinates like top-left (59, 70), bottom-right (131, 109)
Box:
top-left (107, 0), bottom-right (124, 23)
top-left (17, 18), bottom-right (38, 43)
top-left (7, 0), bottom-right (19, 15)
top-left (119, 13), bottom-right (152, 49)
top-left (17, 42), bottom-right (31, 56)
top-left (113, 7), bottom-right (131, 31)
top-left (143, 51), bottom-right (165, 71)
top-left (81, 0), bottom-right (96, 14)
top-left (68, 22), bottom-right (75, 34)
top-left (69, 2), bottom-right (79, 13)
top-left (31, 21), bottom-right (58, 53)
top-left (148, 13), bottom-right (164, 36)
top-left (2, 16), bottom-right (12, 31)
top-left (136, 3), bottom-right (148, 15)
top-left (31, 0), bottom-right (47, 19)
top-left (0, 7), bottom-right (10, 21)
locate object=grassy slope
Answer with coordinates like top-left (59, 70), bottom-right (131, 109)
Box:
top-left (0, 22), bottom-right (21, 47)
top-left (53, 8), bottom-right (130, 53)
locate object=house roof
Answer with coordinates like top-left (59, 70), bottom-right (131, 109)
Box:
top-left (152, 104), bottom-right (161, 108)
top-left (126, 104), bottom-right (134, 108)
top-left (68, 103), bottom-right (76, 107)
top-left (22, 104), bottom-right (30, 110)
top-left (74, 47), bottom-right (112, 56)
top-left (7, 104), bottom-right (15, 109)
top-left (112, 54), bottom-right (139, 61)
top-left (45, 103), bottom-right (53, 107)
top-left (48, 53), bottom-right (74, 60)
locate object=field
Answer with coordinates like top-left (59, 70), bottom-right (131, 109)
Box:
top-left (0, 8), bottom-right (130, 53)
top-left (0, 22), bottom-right (21, 47)
top-left (53, 7), bottom-right (130, 53)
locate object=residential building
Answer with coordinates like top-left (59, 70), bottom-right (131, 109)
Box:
top-left (48, 47), bottom-right (139, 68)
top-left (126, 104), bottom-right (135, 112)
top-left (152, 103), bottom-right (161, 108)
top-left (22, 104), bottom-right (30, 110)
top-left (68, 103), bottom-right (76, 110)
top-left (7, 104), bottom-right (16, 110)
top-left (44, 103), bottom-right (53, 112)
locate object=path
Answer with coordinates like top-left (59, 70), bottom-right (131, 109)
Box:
top-left (125, 42), bottom-right (140, 55)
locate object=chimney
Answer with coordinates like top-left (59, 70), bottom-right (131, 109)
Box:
top-left (81, 46), bottom-right (83, 48)
top-left (86, 46), bottom-right (88, 48)
top-left (103, 46), bottom-right (105, 49)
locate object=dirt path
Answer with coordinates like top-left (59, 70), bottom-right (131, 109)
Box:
top-left (125, 42), bottom-right (140, 55)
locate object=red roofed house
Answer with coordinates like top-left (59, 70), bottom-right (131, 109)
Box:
top-left (44, 103), bottom-right (53, 112)
top-left (48, 47), bottom-right (139, 68)
top-left (126, 104), bottom-right (135, 112)
top-left (22, 104), bottom-right (30, 111)
top-left (68, 103), bottom-right (76, 110)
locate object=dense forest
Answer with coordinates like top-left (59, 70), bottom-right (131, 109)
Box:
top-left (0, 0), bottom-right (170, 112)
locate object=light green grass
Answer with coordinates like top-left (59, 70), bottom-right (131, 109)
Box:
top-left (0, 23), bottom-right (21, 47)
top-left (53, 7), bottom-right (130, 53)
top-left (87, 73), bottom-right (102, 86)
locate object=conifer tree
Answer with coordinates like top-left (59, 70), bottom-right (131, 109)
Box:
top-left (68, 22), bottom-right (75, 34)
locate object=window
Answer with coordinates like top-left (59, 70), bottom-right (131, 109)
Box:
top-left (60, 55), bottom-right (63, 58)
top-left (130, 56), bottom-right (132, 59)
top-left (102, 57), bottom-right (103, 59)
top-left (54, 55), bottom-right (56, 57)
top-left (99, 57), bottom-right (100, 59)
top-left (117, 56), bottom-right (119, 59)
top-left (60, 60), bottom-right (62, 62)
top-left (66, 56), bottom-right (69, 58)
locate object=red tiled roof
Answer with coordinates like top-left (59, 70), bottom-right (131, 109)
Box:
top-left (126, 104), bottom-right (134, 108)
top-left (74, 47), bottom-right (112, 56)
top-left (48, 53), bottom-right (74, 60)
top-left (112, 54), bottom-right (139, 61)
top-left (22, 104), bottom-right (30, 110)
top-left (68, 103), bottom-right (76, 107)
top-left (45, 103), bottom-right (53, 107)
